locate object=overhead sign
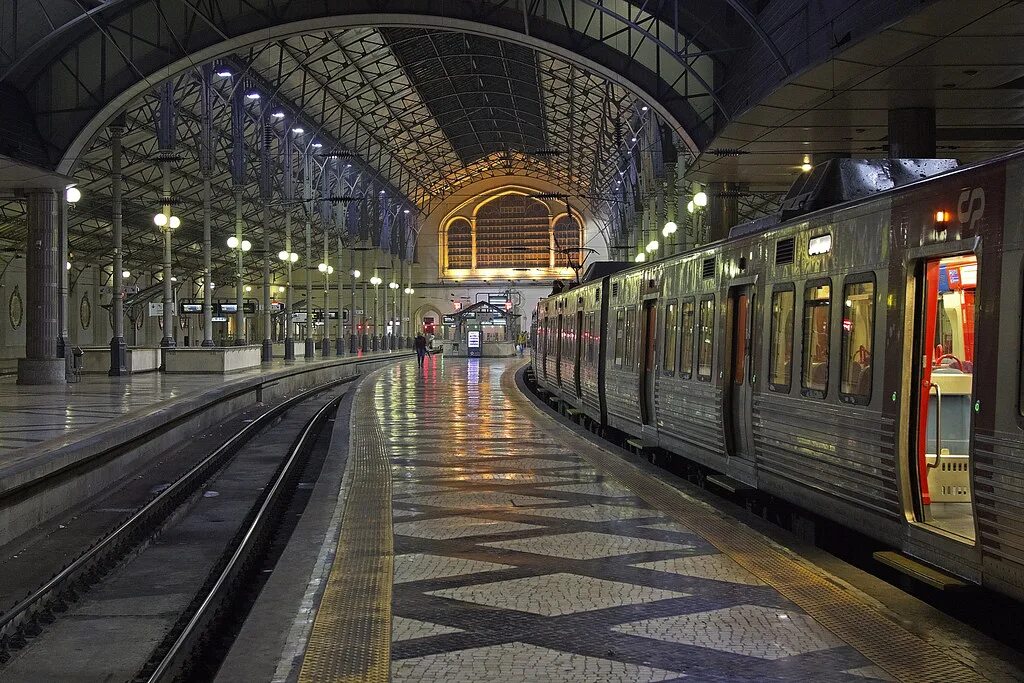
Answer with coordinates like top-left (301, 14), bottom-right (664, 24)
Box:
top-left (179, 302), bottom-right (202, 314)
top-left (148, 302), bottom-right (163, 317)
top-left (442, 315), bottom-right (456, 325)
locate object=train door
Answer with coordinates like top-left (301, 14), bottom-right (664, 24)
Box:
top-left (639, 300), bottom-right (658, 425)
top-left (555, 314), bottom-right (563, 387)
top-left (574, 309), bottom-right (584, 399)
top-left (725, 285), bottom-right (755, 460)
top-left (910, 255), bottom-right (978, 542)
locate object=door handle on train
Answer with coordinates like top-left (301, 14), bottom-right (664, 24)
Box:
top-left (927, 382), bottom-right (942, 469)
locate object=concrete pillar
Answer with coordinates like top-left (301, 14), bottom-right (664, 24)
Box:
top-left (109, 121), bottom-right (128, 375)
top-left (706, 182), bottom-right (739, 243)
top-left (18, 190), bottom-right (64, 384)
top-left (889, 108), bottom-right (936, 159)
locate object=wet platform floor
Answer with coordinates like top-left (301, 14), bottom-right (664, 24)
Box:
top-left (0, 350), bottom-right (394, 456)
top-left (295, 356), bottom-right (1016, 683)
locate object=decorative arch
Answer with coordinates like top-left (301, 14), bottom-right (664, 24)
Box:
top-left (439, 185), bottom-right (585, 279)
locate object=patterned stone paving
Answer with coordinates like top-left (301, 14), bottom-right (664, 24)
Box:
top-left (371, 357), bottom-right (906, 681)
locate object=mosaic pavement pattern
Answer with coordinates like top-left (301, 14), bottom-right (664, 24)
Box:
top-left (375, 357), bottom-right (894, 682)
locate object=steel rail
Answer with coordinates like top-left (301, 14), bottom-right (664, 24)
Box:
top-left (0, 373), bottom-right (356, 658)
top-left (143, 392), bottom-right (343, 682)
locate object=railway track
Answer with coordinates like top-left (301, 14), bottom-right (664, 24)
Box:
top-left (0, 376), bottom-right (354, 681)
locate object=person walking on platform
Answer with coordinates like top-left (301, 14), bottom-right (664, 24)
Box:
top-left (516, 331), bottom-right (528, 357)
top-left (414, 333), bottom-right (428, 366)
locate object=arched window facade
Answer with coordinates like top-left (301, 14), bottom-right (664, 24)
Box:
top-left (447, 217), bottom-right (472, 269)
top-left (442, 188), bottom-right (584, 278)
top-left (475, 195), bottom-right (550, 269)
top-left (552, 214), bottom-right (582, 268)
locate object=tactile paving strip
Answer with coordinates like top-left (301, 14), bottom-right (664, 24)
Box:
top-left (507, 369), bottom-right (988, 683)
top-left (298, 374), bottom-right (393, 683)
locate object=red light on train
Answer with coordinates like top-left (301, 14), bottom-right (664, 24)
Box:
top-left (934, 210), bottom-right (951, 229)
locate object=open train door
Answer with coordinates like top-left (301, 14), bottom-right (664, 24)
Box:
top-left (724, 285), bottom-right (756, 462)
top-left (639, 300), bottom-right (658, 425)
top-left (909, 254), bottom-right (978, 542)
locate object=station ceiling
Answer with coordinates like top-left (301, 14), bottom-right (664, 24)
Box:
top-left (0, 0), bottom-right (1020, 280)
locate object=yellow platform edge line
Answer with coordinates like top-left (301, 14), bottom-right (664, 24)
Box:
top-left (299, 372), bottom-right (394, 683)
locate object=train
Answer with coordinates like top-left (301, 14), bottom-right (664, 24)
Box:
top-left (532, 150), bottom-right (1024, 600)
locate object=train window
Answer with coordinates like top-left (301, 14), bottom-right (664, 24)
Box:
top-left (840, 277), bottom-right (875, 403)
top-left (625, 307), bottom-right (637, 369)
top-left (769, 285), bottom-right (795, 392)
top-left (680, 299), bottom-right (695, 378)
top-left (697, 296), bottom-right (715, 381)
top-left (663, 300), bottom-right (678, 375)
top-left (801, 280), bottom-right (832, 397)
top-left (614, 309), bottom-right (625, 366)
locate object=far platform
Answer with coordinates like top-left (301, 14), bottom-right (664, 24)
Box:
top-left (0, 349), bottom-right (399, 456)
top-left (220, 357), bottom-right (1023, 683)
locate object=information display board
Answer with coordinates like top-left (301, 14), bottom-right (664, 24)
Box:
top-left (467, 330), bottom-right (482, 357)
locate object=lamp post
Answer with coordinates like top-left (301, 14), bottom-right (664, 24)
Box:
top-left (403, 285), bottom-right (415, 347)
top-left (278, 249), bottom-right (299, 359)
top-left (369, 275), bottom-right (382, 351)
top-left (153, 210), bottom-right (180, 351)
top-left (227, 234), bottom-right (252, 344)
top-left (317, 261), bottom-right (334, 355)
top-left (350, 267), bottom-right (361, 353)
top-left (388, 280), bottom-right (399, 351)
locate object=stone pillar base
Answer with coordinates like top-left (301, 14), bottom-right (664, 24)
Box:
top-left (18, 358), bottom-right (65, 385)
top-left (336, 338), bottom-right (346, 355)
top-left (261, 339), bottom-right (273, 363)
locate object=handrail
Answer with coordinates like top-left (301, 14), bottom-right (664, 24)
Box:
top-left (927, 382), bottom-right (942, 469)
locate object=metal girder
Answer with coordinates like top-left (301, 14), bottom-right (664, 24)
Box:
top-left (1, 0), bottom-right (720, 175)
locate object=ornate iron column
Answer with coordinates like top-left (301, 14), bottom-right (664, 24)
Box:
top-left (302, 148), bottom-right (314, 359)
top-left (200, 66), bottom-right (215, 347)
top-left (157, 81), bottom-right (177, 355)
top-left (260, 112), bottom-right (274, 362)
top-left (108, 117), bottom-right (128, 374)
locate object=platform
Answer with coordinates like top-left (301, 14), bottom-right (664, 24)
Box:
top-left (224, 357), bottom-right (1019, 683)
top-left (0, 351), bottom-right (394, 457)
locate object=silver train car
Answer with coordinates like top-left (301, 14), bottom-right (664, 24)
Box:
top-left (534, 151), bottom-right (1024, 599)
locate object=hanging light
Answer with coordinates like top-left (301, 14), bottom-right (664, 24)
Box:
top-left (290, 252), bottom-right (299, 263)
top-left (244, 285), bottom-right (252, 292)
top-left (687, 201), bottom-right (695, 214)
top-left (168, 216), bottom-right (181, 229)
top-left (122, 269), bottom-right (131, 278)
top-left (291, 127), bottom-right (305, 134)
top-left (662, 221), bottom-right (678, 237)
top-left (634, 252), bottom-right (646, 263)
top-left (311, 142), bottom-right (323, 148)
top-left (271, 111), bottom-right (286, 119)
top-left (352, 269), bottom-right (361, 278)
top-left (327, 265), bottom-right (334, 274)
top-left (245, 92), bottom-right (261, 100)
top-left (153, 213), bottom-right (168, 227)
top-left (227, 236), bottom-right (240, 249)
top-left (278, 250), bottom-right (289, 261)
top-left (694, 191), bottom-right (709, 207)
top-left (389, 281), bottom-right (399, 289)
top-left (215, 70), bottom-right (232, 78)
top-left (66, 261), bottom-right (72, 270)
top-left (318, 263), bottom-right (328, 273)
top-left (65, 187), bottom-right (82, 204)
top-left (370, 276), bottom-right (382, 286)
top-left (646, 240), bottom-right (659, 253)
top-left (801, 155), bottom-right (813, 173)
top-left (241, 240), bottom-right (252, 252)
